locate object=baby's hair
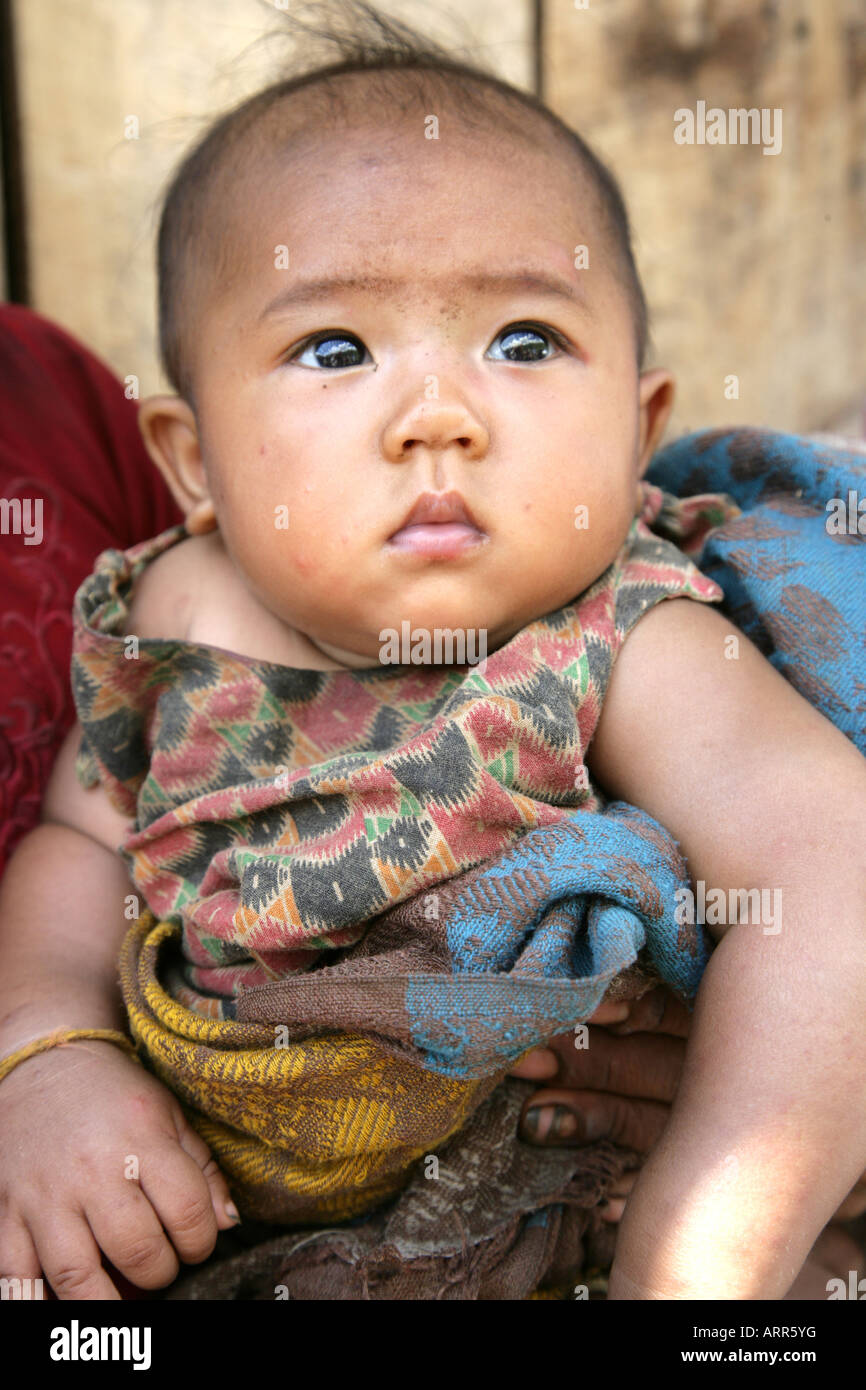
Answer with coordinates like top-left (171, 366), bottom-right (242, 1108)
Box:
top-left (156, 0), bottom-right (650, 408)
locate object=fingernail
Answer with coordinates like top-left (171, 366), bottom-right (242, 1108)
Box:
top-left (551, 1106), bottom-right (578, 1138)
top-left (224, 1201), bottom-right (241, 1224)
top-left (525, 1105), bottom-right (578, 1141)
top-left (524, 1107), bottom-right (543, 1138)
top-left (524, 1106), bottom-right (557, 1140)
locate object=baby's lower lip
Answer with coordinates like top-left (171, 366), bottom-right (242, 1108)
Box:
top-left (386, 522), bottom-right (486, 558)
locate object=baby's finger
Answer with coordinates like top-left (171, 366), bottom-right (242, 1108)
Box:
top-left (600, 1197), bottom-right (627, 1223)
top-left (29, 1210), bottom-right (121, 1300)
top-left (199, 1156), bottom-right (241, 1230)
top-left (173, 1111), bottom-right (240, 1229)
top-left (87, 1184), bottom-right (180, 1291)
top-left (0, 1214), bottom-right (47, 1297)
top-left (139, 1142), bottom-right (221, 1263)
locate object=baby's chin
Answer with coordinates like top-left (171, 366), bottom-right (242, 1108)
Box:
top-left (297, 540), bottom-right (628, 667)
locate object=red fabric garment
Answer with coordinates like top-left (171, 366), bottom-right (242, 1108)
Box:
top-left (0, 304), bottom-right (182, 877)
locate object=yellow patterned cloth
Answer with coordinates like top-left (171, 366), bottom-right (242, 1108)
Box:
top-left (120, 910), bottom-right (492, 1223)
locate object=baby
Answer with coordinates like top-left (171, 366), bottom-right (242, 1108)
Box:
top-left (1, 22), bottom-right (865, 1301)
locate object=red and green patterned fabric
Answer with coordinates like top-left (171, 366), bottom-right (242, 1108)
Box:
top-left (71, 479), bottom-right (739, 1018)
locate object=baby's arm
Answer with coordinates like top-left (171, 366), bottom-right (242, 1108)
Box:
top-left (586, 598), bottom-right (866, 1299)
top-left (0, 724), bottom-right (237, 1298)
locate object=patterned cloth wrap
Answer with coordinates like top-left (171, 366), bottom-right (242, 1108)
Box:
top-left (70, 426), bottom-right (865, 1299)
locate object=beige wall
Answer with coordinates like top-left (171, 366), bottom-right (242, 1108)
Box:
top-left (8, 0), bottom-right (865, 435)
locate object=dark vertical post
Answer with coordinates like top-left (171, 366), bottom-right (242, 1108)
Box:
top-left (0, 0), bottom-right (29, 303)
top-left (533, 0), bottom-right (544, 101)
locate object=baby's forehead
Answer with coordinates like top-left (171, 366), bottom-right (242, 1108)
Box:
top-left (315, 116), bottom-right (587, 198)
top-left (222, 70), bottom-right (607, 224)
top-left (178, 76), bottom-right (637, 384)
top-left (227, 119), bottom-right (608, 272)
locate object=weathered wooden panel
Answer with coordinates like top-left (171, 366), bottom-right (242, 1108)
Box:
top-left (11, 0), bottom-right (863, 435)
top-left (545, 0), bottom-right (866, 435)
top-left (11, 0), bottom-right (532, 396)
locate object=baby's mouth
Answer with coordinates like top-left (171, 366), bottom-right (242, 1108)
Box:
top-left (388, 521), bottom-right (486, 557)
top-left (386, 490), bottom-right (487, 559)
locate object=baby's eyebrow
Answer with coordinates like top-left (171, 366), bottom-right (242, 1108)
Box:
top-left (258, 268), bottom-right (594, 322)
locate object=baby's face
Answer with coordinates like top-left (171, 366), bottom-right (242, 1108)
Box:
top-left (151, 119), bottom-right (673, 668)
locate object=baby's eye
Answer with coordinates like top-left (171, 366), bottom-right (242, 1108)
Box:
top-left (290, 332), bottom-right (367, 369)
top-left (487, 322), bottom-right (565, 363)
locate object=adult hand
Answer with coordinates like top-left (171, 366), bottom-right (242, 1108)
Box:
top-left (508, 987), bottom-right (690, 1221)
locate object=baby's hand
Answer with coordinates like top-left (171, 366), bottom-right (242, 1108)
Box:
top-left (0, 1039), bottom-right (238, 1298)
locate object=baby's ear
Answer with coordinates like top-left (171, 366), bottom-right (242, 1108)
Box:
top-left (635, 368), bottom-right (676, 477)
top-left (137, 395), bottom-right (216, 535)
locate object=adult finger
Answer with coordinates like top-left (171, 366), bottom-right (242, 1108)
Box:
top-left (607, 1169), bottom-right (640, 1200)
top-left (519, 1085), bottom-right (672, 1154)
top-left (605, 987), bottom-right (692, 1038)
top-left (508, 1049), bottom-right (559, 1081)
top-left (507, 1001), bottom-right (633, 1080)
top-left (585, 1001), bottom-right (632, 1027)
top-left (599, 1170), bottom-right (640, 1224)
top-left (537, 1027), bottom-right (686, 1103)
top-left (832, 1174), bottom-right (866, 1222)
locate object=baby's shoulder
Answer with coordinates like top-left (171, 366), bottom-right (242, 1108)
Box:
top-left (124, 530), bottom-right (319, 667)
top-left (126, 529), bottom-right (218, 642)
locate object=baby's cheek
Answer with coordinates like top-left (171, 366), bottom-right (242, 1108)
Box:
top-left (255, 528), bottom-right (313, 578)
top-left (251, 489), bottom-right (324, 570)
top-left (276, 529), bottom-right (343, 583)
top-left (290, 551), bottom-right (317, 578)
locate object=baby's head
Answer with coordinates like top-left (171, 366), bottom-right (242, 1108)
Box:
top-left (139, 5), bottom-right (675, 669)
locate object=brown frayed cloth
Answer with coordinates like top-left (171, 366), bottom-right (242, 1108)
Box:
top-left (167, 1081), bottom-right (634, 1300)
